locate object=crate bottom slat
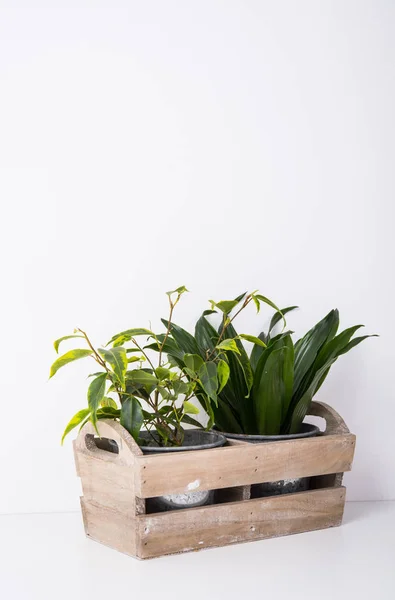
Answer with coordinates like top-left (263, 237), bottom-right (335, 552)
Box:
top-left (80, 487), bottom-right (346, 559)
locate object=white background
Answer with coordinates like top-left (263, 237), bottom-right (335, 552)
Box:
top-left (1, 0), bottom-right (394, 514)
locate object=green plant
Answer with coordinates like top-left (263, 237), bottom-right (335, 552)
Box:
top-left (50, 287), bottom-right (210, 447)
top-left (163, 292), bottom-right (377, 435)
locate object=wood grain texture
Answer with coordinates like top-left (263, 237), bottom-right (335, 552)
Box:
top-left (134, 433), bottom-right (356, 498)
top-left (136, 487), bottom-right (346, 559)
top-left (81, 498), bottom-right (138, 557)
top-left (309, 401), bottom-right (350, 434)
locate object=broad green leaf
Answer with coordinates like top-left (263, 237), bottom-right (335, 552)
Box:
top-left (107, 328), bottom-right (153, 347)
top-left (155, 366), bottom-right (171, 380)
top-left (49, 349), bottom-right (92, 378)
top-left (293, 309), bottom-right (339, 396)
top-left (161, 319), bottom-right (201, 356)
top-left (184, 353), bottom-right (204, 372)
top-left (183, 401), bottom-right (199, 414)
top-left (250, 333), bottom-right (268, 372)
top-left (337, 334), bottom-right (378, 356)
top-left (120, 397), bottom-right (143, 441)
top-left (214, 397), bottom-right (244, 434)
top-left (172, 380), bottom-right (190, 396)
top-left (238, 334), bottom-right (267, 348)
top-left (195, 315), bottom-right (219, 356)
top-left (54, 334), bottom-right (85, 354)
top-left (288, 359), bottom-right (336, 434)
top-left (61, 408), bottom-right (90, 444)
top-left (88, 372), bottom-right (107, 429)
top-left (127, 369), bottom-right (158, 389)
top-left (217, 359), bottom-right (230, 393)
top-left (100, 396), bottom-right (118, 409)
top-left (269, 306), bottom-right (298, 335)
top-left (253, 344), bottom-right (294, 435)
top-left (198, 361), bottom-right (218, 405)
top-left (216, 339), bottom-right (240, 354)
top-left (98, 347), bottom-right (128, 386)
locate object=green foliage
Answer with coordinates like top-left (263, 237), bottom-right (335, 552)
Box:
top-left (163, 291), bottom-right (376, 436)
top-left (50, 288), bottom-right (212, 447)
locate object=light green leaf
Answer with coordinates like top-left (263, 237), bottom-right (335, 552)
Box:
top-left (184, 353), bottom-right (204, 372)
top-left (166, 285), bottom-right (189, 296)
top-left (183, 401), bottom-right (199, 415)
top-left (61, 408), bottom-right (90, 444)
top-left (88, 372), bottom-right (108, 429)
top-left (216, 339), bottom-right (241, 354)
top-left (49, 349), bottom-right (92, 378)
top-left (217, 359), bottom-right (230, 393)
top-left (98, 347), bottom-right (128, 386)
top-left (107, 328), bottom-right (153, 347)
top-left (210, 299), bottom-right (239, 314)
top-left (155, 366), bottom-right (171, 380)
top-left (100, 396), bottom-right (118, 409)
top-left (54, 334), bottom-right (85, 354)
top-left (128, 355), bottom-right (144, 363)
top-left (120, 397), bottom-right (143, 441)
top-left (238, 334), bottom-right (267, 348)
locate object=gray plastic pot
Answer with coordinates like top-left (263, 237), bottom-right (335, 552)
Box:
top-left (221, 423), bottom-right (320, 498)
top-left (140, 429), bottom-right (226, 512)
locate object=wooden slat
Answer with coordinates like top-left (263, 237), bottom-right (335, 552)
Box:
top-left (134, 433), bottom-right (356, 498)
top-left (81, 498), bottom-right (138, 557)
top-left (136, 487), bottom-right (346, 559)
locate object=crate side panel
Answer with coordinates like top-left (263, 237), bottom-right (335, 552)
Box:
top-left (135, 434), bottom-right (355, 498)
top-left (137, 487), bottom-right (346, 559)
top-left (77, 450), bottom-right (138, 517)
top-left (81, 498), bottom-right (138, 557)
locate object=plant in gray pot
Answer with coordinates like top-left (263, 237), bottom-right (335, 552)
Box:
top-left (49, 286), bottom-right (225, 512)
top-left (163, 291), bottom-right (377, 498)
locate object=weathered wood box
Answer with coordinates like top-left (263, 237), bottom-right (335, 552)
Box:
top-left (73, 401), bottom-right (356, 559)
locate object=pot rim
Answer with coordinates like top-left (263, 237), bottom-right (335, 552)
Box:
top-left (218, 422), bottom-right (320, 442)
top-left (139, 428), bottom-right (226, 453)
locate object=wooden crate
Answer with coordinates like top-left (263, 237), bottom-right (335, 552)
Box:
top-left (73, 401), bottom-right (356, 559)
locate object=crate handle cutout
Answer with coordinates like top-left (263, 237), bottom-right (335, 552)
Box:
top-left (75, 419), bottom-right (143, 467)
top-left (309, 401), bottom-right (350, 435)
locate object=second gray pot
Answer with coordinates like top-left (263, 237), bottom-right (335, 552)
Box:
top-left (221, 423), bottom-right (320, 498)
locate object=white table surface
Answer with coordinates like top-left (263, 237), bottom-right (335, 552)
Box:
top-left (1, 501), bottom-right (394, 600)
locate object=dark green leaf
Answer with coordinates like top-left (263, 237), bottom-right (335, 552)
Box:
top-left (253, 337), bottom-right (294, 435)
top-left (293, 309), bottom-right (339, 396)
top-left (195, 315), bottom-right (219, 356)
top-left (184, 353), bottom-right (204, 373)
top-left (161, 319), bottom-right (201, 356)
top-left (181, 414), bottom-right (202, 428)
top-left (61, 408), bottom-right (90, 444)
top-left (269, 306), bottom-right (298, 334)
top-left (120, 397), bottom-right (143, 441)
top-left (49, 349), bottom-right (92, 378)
top-left (198, 361), bottom-right (218, 404)
top-left (250, 332), bottom-right (268, 372)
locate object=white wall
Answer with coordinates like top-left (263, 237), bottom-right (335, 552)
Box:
top-left (1, 0), bottom-right (394, 513)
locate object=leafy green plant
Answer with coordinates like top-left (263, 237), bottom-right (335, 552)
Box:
top-left (50, 287), bottom-right (208, 446)
top-left (163, 292), bottom-right (377, 435)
